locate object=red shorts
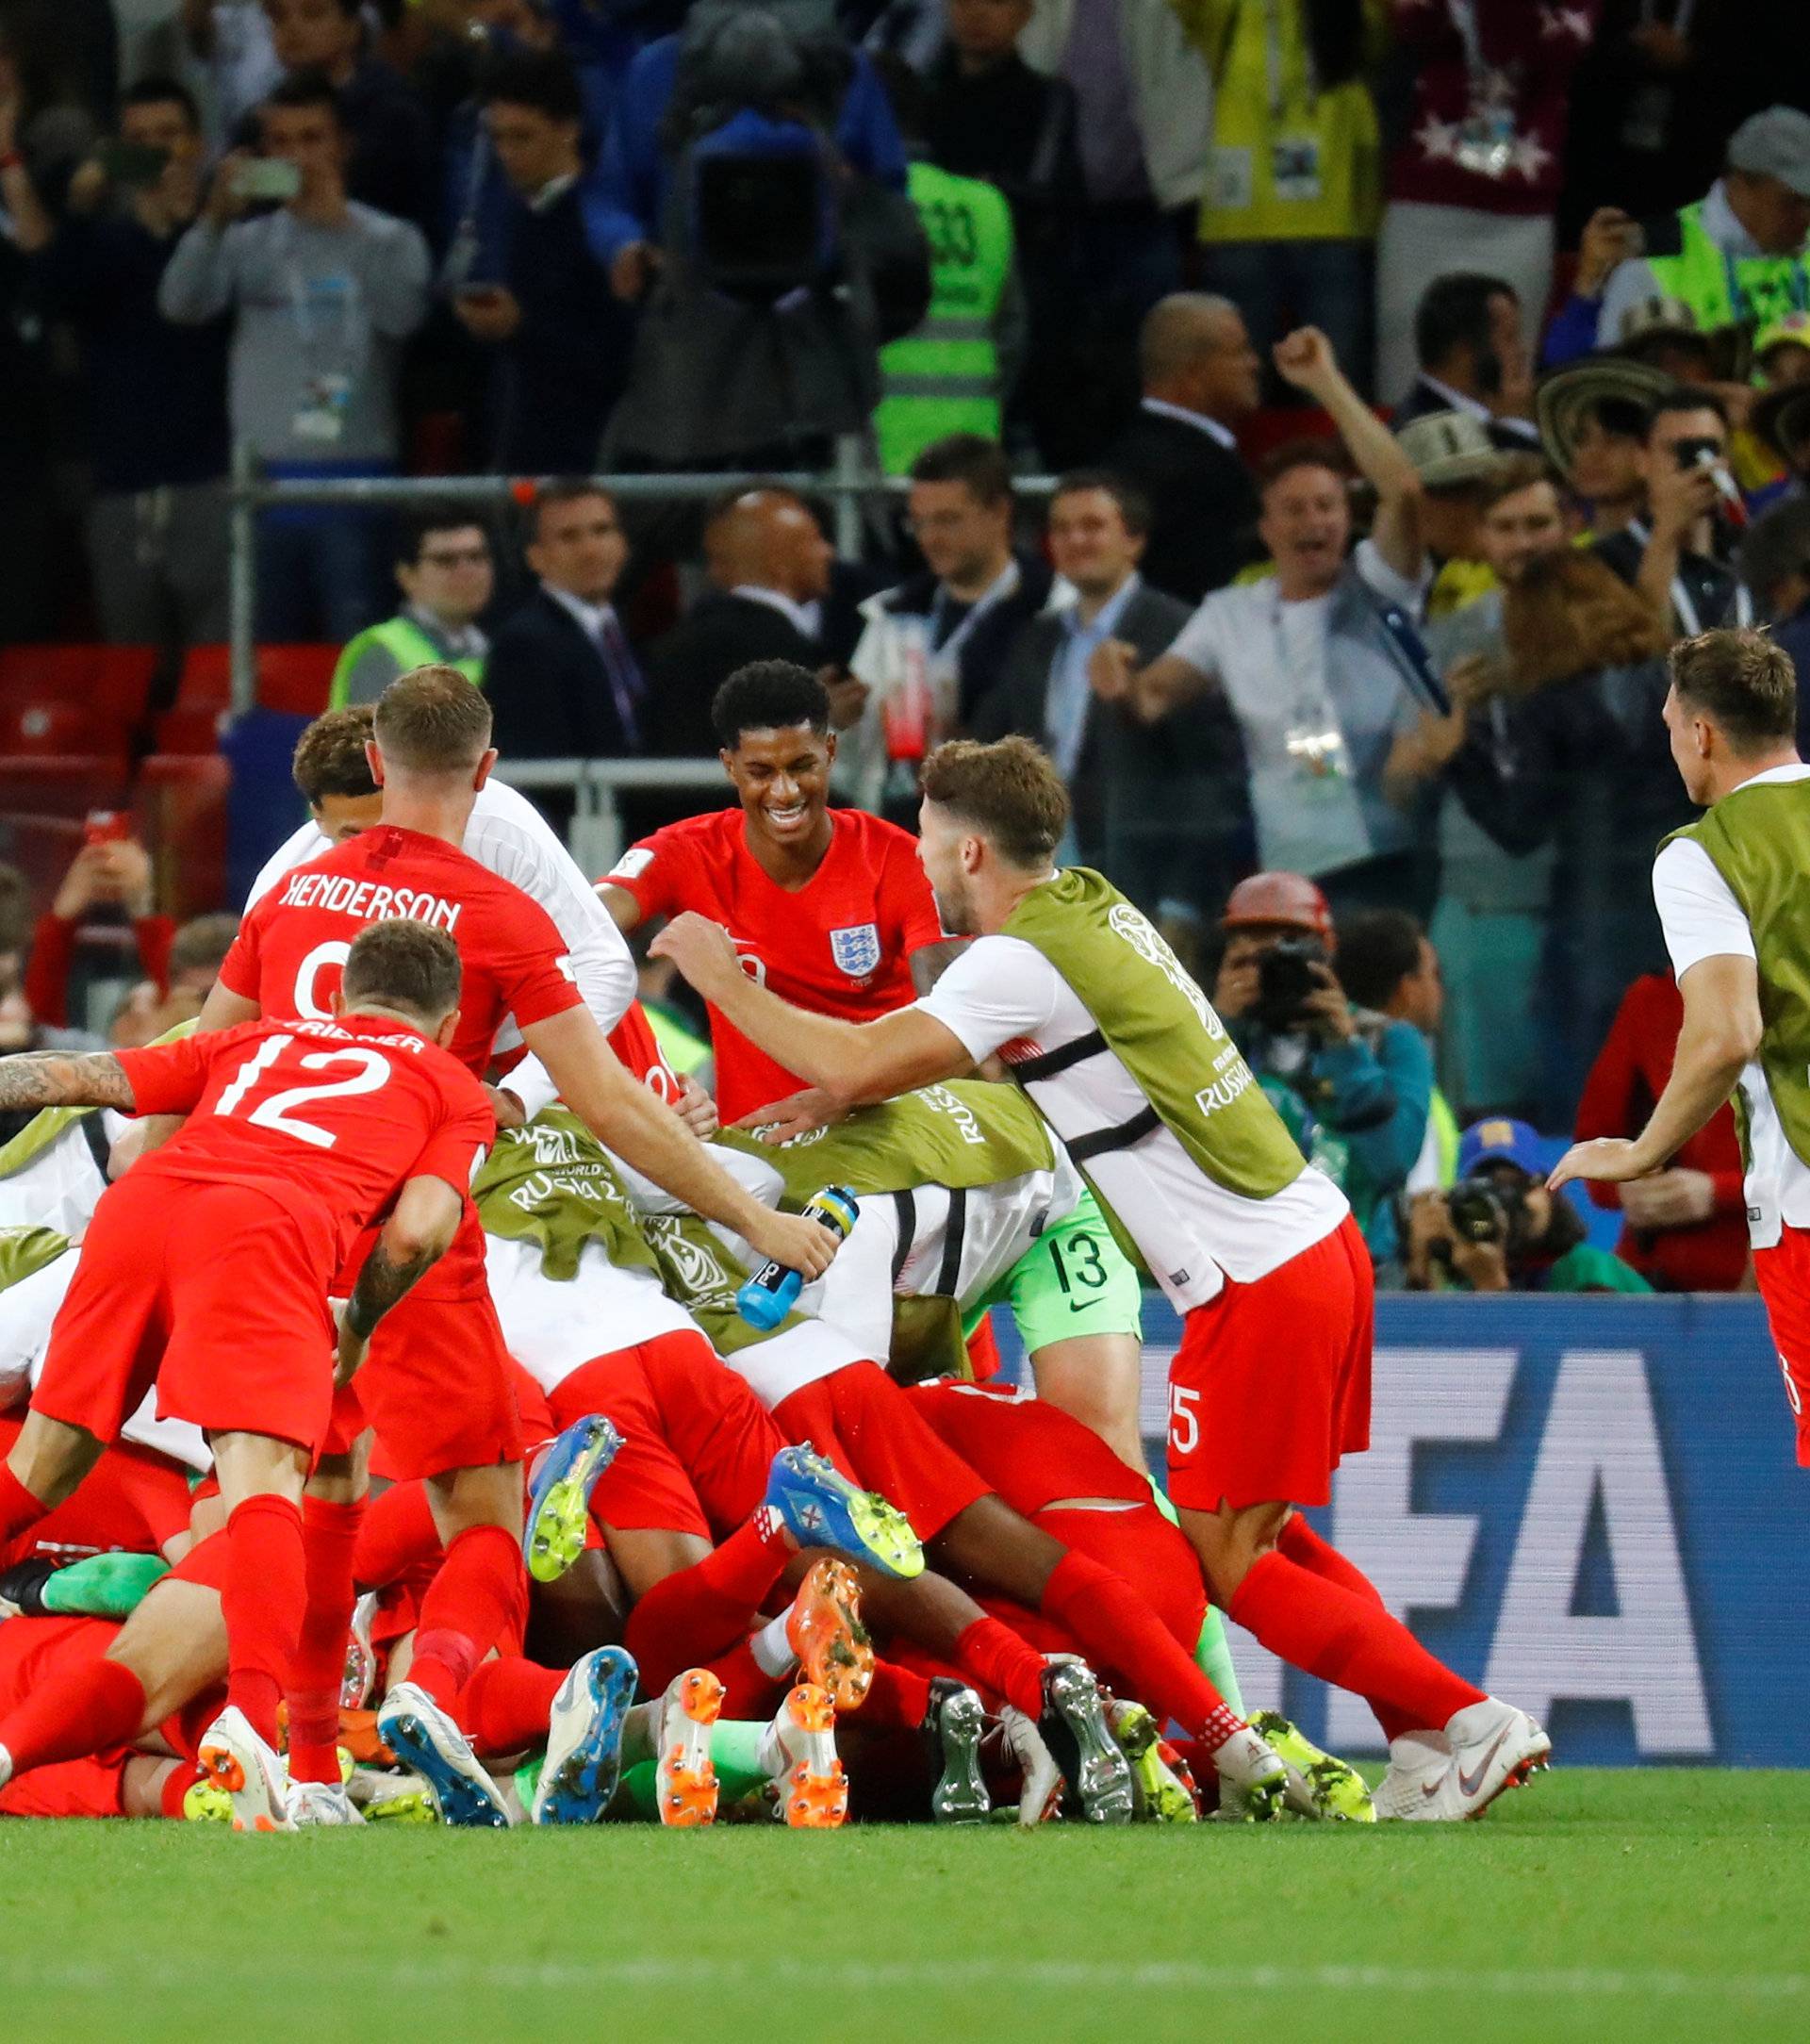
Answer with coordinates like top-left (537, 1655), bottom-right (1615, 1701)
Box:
top-left (0, 1415), bottom-right (192, 1568)
top-left (904, 1380), bottom-right (1150, 1518)
top-left (1751, 1225), bottom-right (1810, 1465)
top-left (328, 1216), bottom-right (521, 1477)
top-left (32, 1178), bottom-right (337, 1456)
top-left (1167, 1214), bottom-right (1373, 1513)
top-left (550, 1332), bottom-right (782, 1541)
top-left (773, 1361), bottom-right (992, 1544)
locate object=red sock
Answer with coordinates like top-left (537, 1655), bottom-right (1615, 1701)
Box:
top-left (222, 1494), bottom-right (306, 1750)
top-left (1228, 1551), bottom-right (1485, 1732)
top-left (623, 1507), bottom-right (792, 1693)
top-left (455, 1656), bottom-right (565, 1756)
top-left (158, 1762), bottom-right (206, 1819)
top-left (952, 1616), bottom-right (1046, 1717)
top-left (862, 1658), bottom-right (932, 1729)
top-left (354, 1481), bottom-right (441, 1591)
top-left (1040, 1550), bottom-right (1242, 1747)
top-left (1277, 1519), bottom-right (1419, 1741)
top-left (407, 1525), bottom-right (525, 1709)
top-left (287, 1495), bottom-right (365, 1788)
top-left (0, 1465), bottom-right (50, 1552)
top-left (699, 1640), bottom-right (783, 1719)
top-left (0, 1656), bottom-right (145, 1774)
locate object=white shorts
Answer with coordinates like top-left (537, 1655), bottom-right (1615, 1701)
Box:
top-left (485, 1233), bottom-right (696, 1394)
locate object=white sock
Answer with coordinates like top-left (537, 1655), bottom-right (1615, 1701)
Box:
top-left (749, 1611), bottom-right (798, 1681)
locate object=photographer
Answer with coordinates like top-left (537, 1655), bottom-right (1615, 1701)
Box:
top-left (1211, 872), bottom-right (1432, 1266)
top-left (1406, 1118), bottom-right (1652, 1294)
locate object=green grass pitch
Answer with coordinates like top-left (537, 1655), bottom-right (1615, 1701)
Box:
top-left (3, 1771), bottom-right (1806, 2044)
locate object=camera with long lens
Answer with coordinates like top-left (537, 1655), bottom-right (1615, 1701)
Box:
top-left (1437, 1171), bottom-right (1538, 1261)
top-left (1254, 933), bottom-right (1328, 1032)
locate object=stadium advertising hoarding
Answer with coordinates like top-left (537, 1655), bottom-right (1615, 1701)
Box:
top-left (1030, 1294), bottom-right (1807, 1768)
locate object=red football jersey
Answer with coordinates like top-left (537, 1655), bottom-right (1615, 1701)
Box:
top-left (605, 806), bottom-right (944, 1119)
top-left (115, 1013), bottom-right (495, 1268)
top-left (220, 826), bottom-right (583, 1080)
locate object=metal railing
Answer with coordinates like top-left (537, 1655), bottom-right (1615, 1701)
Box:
top-left (224, 440), bottom-right (1061, 715)
top-left (493, 756), bottom-right (729, 877)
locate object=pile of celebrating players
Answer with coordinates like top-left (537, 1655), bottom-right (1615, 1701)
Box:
top-left (0, 666), bottom-right (1551, 1832)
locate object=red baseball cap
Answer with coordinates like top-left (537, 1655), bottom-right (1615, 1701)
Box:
top-left (1221, 871), bottom-right (1335, 945)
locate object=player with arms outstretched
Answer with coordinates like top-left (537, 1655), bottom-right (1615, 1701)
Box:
top-left (1553, 630), bottom-right (1810, 1464)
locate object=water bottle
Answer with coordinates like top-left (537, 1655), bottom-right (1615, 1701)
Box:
top-left (736, 1186), bottom-right (860, 1329)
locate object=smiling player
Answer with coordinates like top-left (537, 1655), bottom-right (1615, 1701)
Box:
top-left (600, 662), bottom-right (950, 1122)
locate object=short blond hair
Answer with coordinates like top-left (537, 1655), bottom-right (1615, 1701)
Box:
top-left (920, 736), bottom-right (1069, 868)
top-left (374, 666), bottom-right (492, 772)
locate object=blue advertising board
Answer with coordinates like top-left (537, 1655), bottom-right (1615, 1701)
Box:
top-left (996, 1293), bottom-right (1810, 1766)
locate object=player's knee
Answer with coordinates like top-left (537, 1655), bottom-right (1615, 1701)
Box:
top-left (10, 1412), bottom-right (105, 1508)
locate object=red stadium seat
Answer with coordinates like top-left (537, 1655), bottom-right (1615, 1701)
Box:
top-left (0, 700), bottom-right (125, 762)
top-left (152, 704), bottom-right (228, 756)
top-left (136, 753), bottom-right (231, 919)
top-left (178, 643), bottom-right (338, 719)
top-left (0, 646), bottom-right (157, 731)
top-left (0, 756), bottom-right (133, 826)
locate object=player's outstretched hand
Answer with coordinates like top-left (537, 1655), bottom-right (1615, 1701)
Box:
top-left (1547, 1137), bottom-right (1650, 1190)
top-left (734, 1087), bottom-right (843, 1145)
top-left (650, 913), bottom-right (742, 1002)
top-left (332, 1300), bottom-right (370, 1389)
top-left (745, 1208), bottom-right (841, 1280)
top-left (674, 1071), bottom-right (719, 1139)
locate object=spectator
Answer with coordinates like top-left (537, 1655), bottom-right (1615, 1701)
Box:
top-left (485, 479), bottom-right (647, 763)
top-left (1591, 387), bottom-right (1752, 636)
top-left (974, 469), bottom-right (1245, 922)
top-left (20, 836), bottom-right (173, 1035)
top-left (1749, 379), bottom-right (1810, 508)
top-left (871, 54), bottom-right (1026, 476)
top-left (1740, 494), bottom-right (1810, 754)
top-left (182, 0), bottom-right (283, 148)
top-left (1179, 0), bottom-right (1384, 389)
top-left (1594, 106), bottom-right (1810, 353)
top-left (1014, 0), bottom-right (1213, 458)
top-left (452, 49), bottom-right (632, 475)
top-left (1572, 971), bottom-right (1749, 1291)
top-left (591, 8), bottom-right (923, 469)
top-left (158, 73), bottom-right (431, 643)
top-left (841, 433), bottom-right (1052, 815)
top-left (1392, 409), bottom-right (1506, 617)
top-left (1336, 904), bottom-right (1460, 1197)
top-left (1, 77), bottom-right (231, 651)
top-left (1211, 871), bottom-right (1432, 1269)
top-left (330, 506), bottom-right (493, 709)
top-left (261, 0), bottom-right (435, 233)
top-left (1533, 355), bottom-right (1670, 536)
top-left (1406, 1117), bottom-right (1654, 1294)
top-left (645, 488), bottom-right (837, 759)
top-left (1392, 272), bottom-right (1540, 448)
top-left (1376, 0), bottom-right (1598, 405)
top-left (1093, 325), bottom-right (1438, 919)
top-left (1096, 293), bottom-right (1263, 605)
top-left (107, 910), bottom-right (239, 1047)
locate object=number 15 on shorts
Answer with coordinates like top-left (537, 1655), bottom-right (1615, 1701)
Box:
top-left (1168, 1384), bottom-right (1201, 1457)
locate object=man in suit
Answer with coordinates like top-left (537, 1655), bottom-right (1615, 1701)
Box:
top-left (973, 470), bottom-right (1250, 925)
top-left (645, 487), bottom-right (838, 757)
top-left (1391, 272), bottom-right (1540, 452)
top-left (1098, 295), bottom-right (1263, 605)
top-left (487, 479), bottom-right (648, 764)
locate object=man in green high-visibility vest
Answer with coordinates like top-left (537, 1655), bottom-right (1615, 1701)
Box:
top-left (1553, 627), bottom-right (1810, 1470)
top-left (330, 505), bottom-right (493, 708)
top-left (651, 732), bottom-right (1551, 1822)
top-left (1598, 107), bottom-right (1810, 353)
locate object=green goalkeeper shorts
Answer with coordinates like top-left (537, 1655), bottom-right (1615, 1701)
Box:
top-left (965, 1186), bottom-right (1144, 1358)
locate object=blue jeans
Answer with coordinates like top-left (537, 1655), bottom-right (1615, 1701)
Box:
top-left (1197, 239), bottom-right (1375, 402)
top-left (255, 467), bottom-right (394, 643)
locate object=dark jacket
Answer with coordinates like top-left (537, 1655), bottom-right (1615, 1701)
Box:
top-left (973, 580), bottom-right (1252, 915)
top-left (486, 587), bottom-right (648, 760)
top-left (1393, 377), bottom-right (1541, 453)
top-left (646, 590), bottom-right (822, 756)
top-left (1096, 406), bottom-right (1260, 605)
top-left (884, 552), bottom-right (1054, 725)
top-left (338, 58), bottom-right (438, 239)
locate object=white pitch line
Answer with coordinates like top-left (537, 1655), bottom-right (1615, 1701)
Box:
top-left (1, 1957), bottom-right (1804, 2001)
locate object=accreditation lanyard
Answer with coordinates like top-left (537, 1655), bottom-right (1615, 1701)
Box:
top-left (928, 558), bottom-right (1021, 678)
top-left (1626, 519), bottom-right (1753, 634)
top-left (1270, 587), bottom-right (1347, 781)
top-left (1260, 0), bottom-right (1315, 120)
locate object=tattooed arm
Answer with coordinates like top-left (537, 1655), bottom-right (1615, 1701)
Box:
top-left (0, 1050), bottom-right (137, 1115)
top-left (336, 1175), bottom-right (465, 1384)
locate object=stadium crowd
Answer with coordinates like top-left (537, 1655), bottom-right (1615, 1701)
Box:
top-left (0, 0), bottom-right (1807, 1832)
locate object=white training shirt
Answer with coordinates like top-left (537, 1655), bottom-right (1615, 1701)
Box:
top-left (1651, 763), bottom-right (1810, 1249)
top-left (247, 777), bottom-right (636, 1116)
top-left (914, 921), bottom-right (1348, 1310)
